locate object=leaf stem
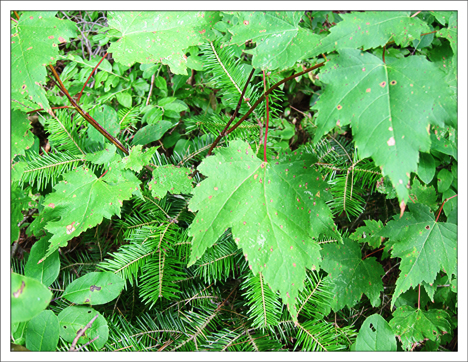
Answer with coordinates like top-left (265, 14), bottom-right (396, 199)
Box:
top-left (435, 194), bottom-right (458, 222)
top-left (223, 61), bottom-right (325, 139)
top-left (48, 64), bottom-right (130, 155)
top-left (207, 68), bottom-right (256, 156)
top-left (68, 313), bottom-right (99, 351)
top-left (77, 52), bottom-right (108, 103)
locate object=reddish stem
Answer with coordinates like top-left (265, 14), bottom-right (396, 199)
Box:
top-left (382, 44), bottom-right (386, 64)
top-left (435, 194), bottom-right (458, 222)
top-left (26, 105), bottom-right (73, 114)
top-left (362, 247), bottom-right (384, 260)
top-left (77, 52), bottom-right (108, 103)
top-left (99, 169), bottom-right (108, 178)
top-left (262, 70), bottom-right (270, 163)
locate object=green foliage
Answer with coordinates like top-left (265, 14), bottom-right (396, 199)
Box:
top-left (355, 314), bottom-right (397, 351)
top-left (10, 10), bottom-right (458, 352)
top-left (11, 273), bottom-right (52, 323)
top-left (188, 140), bottom-right (340, 319)
top-left (11, 11), bottom-right (78, 110)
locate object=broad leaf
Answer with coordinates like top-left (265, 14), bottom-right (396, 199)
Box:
top-left (24, 236), bottom-right (60, 287)
top-left (355, 314), bottom-right (397, 351)
top-left (35, 164), bottom-right (140, 261)
top-left (381, 203), bottom-right (457, 308)
top-left (149, 165), bottom-right (193, 198)
top-left (229, 11), bottom-right (321, 70)
top-left (132, 121), bottom-right (173, 146)
top-left (350, 220), bottom-right (384, 248)
top-left (11, 110), bottom-right (34, 161)
top-left (11, 11), bottom-right (78, 110)
top-left (312, 48), bottom-right (449, 202)
top-left (87, 105), bottom-right (120, 147)
top-left (11, 183), bottom-right (31, 244)
top-left (122, 145), bottom-right (157, 172)
top-left (321, 238), bottom-right (384, 311)
top-left (409, 178), bottom-right (438, 212)
top-left (389, 305), bottom-right (451, 351)
top-left (63, 272), bottom-right (124, 305)
top-left (304, 11), bottom-right (430, 58)
top-left (417, 152), bottom-right (436, 184)
top-left (11, 273), bottom-right (52, 323)
top-left (188, 140), bottom-right (340, 319)
top-left (25, 310), bottom-right (59, 351)
top-left (58, 306), bottom-right (108, 350)
top-left (107, 11), bottom-right (220, 74)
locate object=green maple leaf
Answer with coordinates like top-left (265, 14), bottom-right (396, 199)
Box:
top-left (303, 11), bottom-right (430, 59)
top-left (312, 48), bottom-right (449, 202)
top-left (11, 11), bottom-right (78, 111)
top-left (321, 238), bottom-right (384, 311)
top-left (389, 305), bottom-right (451, 351)
top-left (381, 203), bottom-right (457, 308)
top-left (350, 220), bottom-right (384, 249)
top-left (149, 165), bottom-right (193, 199)
top-left (121, 145), bottom-right (157, 172)
top-left (37, 164), bottom-right (140, 261)
top-left (107, 11), bottom-right (220, 75)
top-left (229, 11), bottom-right (321, 70)
top-left (187, 140), bottom-right (339, 319)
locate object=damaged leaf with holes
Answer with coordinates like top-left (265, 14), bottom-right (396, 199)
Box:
top-left (63, 272), bottom-right (125, 305)
top-left (58, 306), bottom-right (109, 350)
top-left (188, 140), bottom-right (340, 320)
top-left (229, 11), bottom-right (322, 70)
top-left (312, 48), bottom-right (450, 203)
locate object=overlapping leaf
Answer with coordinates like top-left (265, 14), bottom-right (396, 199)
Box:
top-left (321, 238), bottom-right (384, 311)
top-left (355, 314), bottom-right (397, 351)
top-left (381, 203), bottom-right (457, 308)
top-left (229, 11), bottom-right (321, 70)
top-left (312, 48), bottom-right (449, 202)
top-left (149, 165), bottom-right (193, 199)
top-left (303, 11), bottom-right (430, 59)
top-left (107, 11), bottom-right (220, 74)
top-left (11, 11), bottom-right (78, 110)
top-left (34, 164), bottom-right (140, 261)
top-left (188, 140), bottom-right (340, 319)
top-left (389, 306), bottom-right (451, 350)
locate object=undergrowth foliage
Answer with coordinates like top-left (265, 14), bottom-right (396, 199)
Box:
top-left (10, 10), bottom-right (458, 352)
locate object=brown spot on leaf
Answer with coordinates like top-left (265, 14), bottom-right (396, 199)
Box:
top-left (380, 81), bottom-right (386, 87)
top-left (66, 222), bottom-right (76, 235)
top-left (13, 281), bottom-right (25, 298)
top-left (58, 36), bottom-right (66, 43)
top-left (48, 203), bottom-right (55, 208)
top-left (243, 20), bottom-right (249, 25)
top-left (90, 285), bottom-right (102, 292)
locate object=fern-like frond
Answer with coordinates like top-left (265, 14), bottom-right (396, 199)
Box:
top-left (19, 150), bottom-right (85, 191)
top-left (199, 41), bottom-right (259, 114)
top-left (98, 241), bottom-right (154, 288)
top-left (296, 270), bottom-right (334, 320)
top-left (193, 230), bottom-right (246, 284)
top-left (185, 113), bottom-right (259, 142)
top-left (118, 106), bottom-right (141, 129)
top-left (294, 320), bottom-right (349, 351)
top-left (139, 252), bottom-right (186, 307)
top-left (241, 271), bottom-right (283, 329)
top-left (42, 109), bottom-right (88, 155)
